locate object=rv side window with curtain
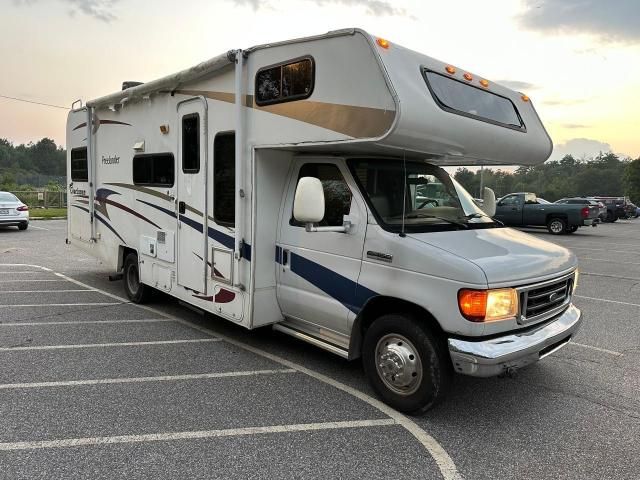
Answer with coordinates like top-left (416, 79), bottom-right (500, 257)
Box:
top-left (133, 153), bottom-right (175, 187)
top-left (214, 132), bottom-right (235, 226)
top-left (255, 57), bottom-right (314, 106)
top-left (70, 147), bottom-right (88, 182)
top-left (182, 113), bottom-right (200, 173)
top-left (290, 164), bottom-right (352, 227)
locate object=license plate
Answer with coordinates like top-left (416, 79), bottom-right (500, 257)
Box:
top-left (0, 209), bottom-right (9, 215)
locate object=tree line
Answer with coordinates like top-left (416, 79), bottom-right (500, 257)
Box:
top-left (1, 137), bottom-right (639, 203)
top-left (0, 138), bottom-right (66, 190)
top-left (454, 153), bottom-right (640, 204)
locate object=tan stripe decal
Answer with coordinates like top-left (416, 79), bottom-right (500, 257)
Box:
top-left (175, 90), bottom-right (395, 139)
top-left (105, 183), bottom-right (173, 202)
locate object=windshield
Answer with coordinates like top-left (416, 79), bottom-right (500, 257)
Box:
top-left (348, 159), bottom-right (497, 232)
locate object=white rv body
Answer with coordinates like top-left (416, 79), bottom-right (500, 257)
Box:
top-left (67, 29), bottom-right (581, 412)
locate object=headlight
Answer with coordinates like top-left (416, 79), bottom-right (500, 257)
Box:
top-left (573, 269), bottom-right (579, 293)
top-left (458, 288), bottom-right (519, 322)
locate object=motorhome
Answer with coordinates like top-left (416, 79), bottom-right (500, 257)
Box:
top-left (66, 28), bottom-right (581, 413)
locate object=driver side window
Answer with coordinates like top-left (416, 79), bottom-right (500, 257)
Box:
top-left (290, 163), bottom-right (352, 227)
top-left (499, 195), bottom-right (520, 206)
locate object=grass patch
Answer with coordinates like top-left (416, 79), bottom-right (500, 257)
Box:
top-left (30, 208), bottom-right (67, 219)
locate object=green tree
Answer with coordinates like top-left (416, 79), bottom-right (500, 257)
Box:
top-left (624, 158), bottom-right (640, 204)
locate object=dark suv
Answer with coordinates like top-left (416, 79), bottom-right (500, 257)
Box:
top-left (591, 197), bottom-right (627, 222)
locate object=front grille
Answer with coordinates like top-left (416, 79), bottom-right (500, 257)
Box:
top-left (518, 274), bottom-right (573, 324)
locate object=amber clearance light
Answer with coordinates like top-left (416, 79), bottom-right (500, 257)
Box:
top-left (521, 94), bottom-right (530, 102)
top-left (458, 288), bottom-right (518, 322)
top-left (445, 65), bottom-right (456, 75)
top-left (480, 79), bottom-right (489, 88)
top-left (463, 73), bottom-right (473, 81)
top-left (376, 37), bottom-right (390, 49)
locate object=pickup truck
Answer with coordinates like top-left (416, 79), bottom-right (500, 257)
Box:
top-left (495, 192), bottom-right (599, 234)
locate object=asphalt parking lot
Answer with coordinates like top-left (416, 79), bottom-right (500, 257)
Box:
top-left (1, 219), bottom-right (638, 479)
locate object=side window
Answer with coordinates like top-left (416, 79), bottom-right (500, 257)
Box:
top-left (255, 57), bottom-right (314, 106)
top-left (133, 153), bottom-right (175, 187)
top-left (214, 132), bottom-right (235, 226)
top-left (70, 147), bottom-right (88, 182)
top-left (182, 113), bottom-right (200, 173)
top-left (499, 195), bottom-right (517, 206)
top-left (291, 163), bottom-right (352, 227)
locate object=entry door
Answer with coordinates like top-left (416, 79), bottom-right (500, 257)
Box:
top-left (177, 100), bottom-right (207, 293)
top-left (276, 160), bottom-right (367, 335)
top-left (495, 194), bottom-right (523, 225)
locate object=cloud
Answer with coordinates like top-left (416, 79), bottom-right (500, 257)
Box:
top-left (13, 0), bottom-right (120, 22)
top-left (230, 0), bottom-right (408, 16)
top-left (518, 0), bottom-right (640, 43)
top-left (542, 98), bottom-right (590, 106)
top-left (562, 123), bottom-right (589, 129)
top-left (495, 80), bottom-right (537, 91)
top-left (550, 138), bottom-right (611, 160)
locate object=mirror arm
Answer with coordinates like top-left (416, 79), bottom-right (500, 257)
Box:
top-left (305, 221), bottom-right (352, 233)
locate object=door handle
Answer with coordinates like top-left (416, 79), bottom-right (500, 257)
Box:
top-left (282, 249), bottom-right (289, 266)
top-left (178, 201), bottom-right (186, 214)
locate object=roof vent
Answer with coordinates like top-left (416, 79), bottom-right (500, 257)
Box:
top-left (122, 81), bottom-right (143, 91)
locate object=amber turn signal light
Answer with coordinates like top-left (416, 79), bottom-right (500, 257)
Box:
top-left (376, 37), bottom-right (390, 49)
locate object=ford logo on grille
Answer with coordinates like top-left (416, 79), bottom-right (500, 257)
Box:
top-left (549, 291), bottom-right (565, 302)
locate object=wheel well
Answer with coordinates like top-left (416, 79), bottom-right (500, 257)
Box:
top-left (546, 214), bottom-right (567, 223)
top-left (348, 296), bottom-right (445, 360)
top-left (118, 246), bottom-right (138, 272)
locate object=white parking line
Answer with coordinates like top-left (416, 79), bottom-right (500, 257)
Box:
top-left (0, 338), bottom-right (220, 352)
top-left (15, 264), bottom-right (463, 480)
top-left (0, 369), bottom-right (297, 390)
top-left (0, 279), bottom-right (70, 283)
top-left (0, 303), bottom-right (121, 308)
top-left (0, 289), bottom-right (94, 294)
top-left (581, 272), bottom-right (640, 281)
top-left (0, 271), bottom-right (54, 274)
top-left (25, 225), bottom-right (49, 231)
top-left (570, 342), bottom-right (622, 356)
top-left (574, 295), bottom-right (640, 308)
top-left (577, 257), bottom-right (640, 266)
top-left (570, 246), bottom-right (637, 254)
top-left (0, 319), bottom-right (174, 327)
top-left (0, 419), bottom-right (397, 452)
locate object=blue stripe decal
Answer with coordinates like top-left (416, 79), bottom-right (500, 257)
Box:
top-left (180, 214), bottom-right (203, 233)
top-left (289, 252), bottom-right (377, 314)
top-left (136, 199), bottom-right (177, 218)
top-left (136, 199), bottom-right (251, 261)
top-left (71, 205), bottom-right (126, 244)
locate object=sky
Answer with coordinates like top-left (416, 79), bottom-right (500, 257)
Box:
top-left (1, 0), bottom-right (639, 161)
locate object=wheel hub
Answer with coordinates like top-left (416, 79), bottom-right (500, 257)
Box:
top-left (375, 334), bottom-right (422, 395)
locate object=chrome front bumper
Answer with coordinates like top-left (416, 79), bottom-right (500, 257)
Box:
top-left (448, 304), bottom-right (582, 377)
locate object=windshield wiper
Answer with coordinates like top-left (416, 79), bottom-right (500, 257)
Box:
top-left (404, 213), bottom-right (469, 229)
top-left (464, 212), bottom-right (504, 226)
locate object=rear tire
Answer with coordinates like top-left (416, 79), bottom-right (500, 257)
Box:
top-left (18, 223), bottom-right (28, 231)
top-left (606, 211), bottom-right (615, 222)
top-left (547, 217), bottom-right (567, 235)
top-left (123, 253), bottom-right (151, 303)
top-left (362, 313), bottom-right (452, 414)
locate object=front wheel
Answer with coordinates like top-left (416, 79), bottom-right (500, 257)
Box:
top-left (123, 253), bottom-right (151, 303)
top-left (362, 314), bottom-right (452, 414)
top-left (547, 217), bottom-right (567, 235)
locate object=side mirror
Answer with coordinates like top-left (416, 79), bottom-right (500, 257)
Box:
top-left (482, 187), bottom-right (496, 217)
top-left (293, 177), bottom-right (325, 223)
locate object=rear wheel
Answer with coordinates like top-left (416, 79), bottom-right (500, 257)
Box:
top-left (547, 217), bottom-right (567, 235)
top-left (123, 253), bottom-right (151, 303)
top-left (606, 211), bottom-right (615, 222)
top-left (362, 313), bottom-right (452, 414)
top-left (18, 223), bottom-right (28, 231)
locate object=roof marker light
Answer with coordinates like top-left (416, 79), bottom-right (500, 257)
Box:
top-left (376, 37), bottom-right (390, 49)
top-left (463, 73), bottom-right (473, 81)
top-left (480, 79), bottom-right (489, 88)
top-left (445, 65), bottom-right (456, 74)
top-left (521, 94), bottom-right (530, 102)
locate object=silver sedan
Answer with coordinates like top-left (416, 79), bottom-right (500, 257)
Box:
top-left (0, 191), bottom-right (30, 230)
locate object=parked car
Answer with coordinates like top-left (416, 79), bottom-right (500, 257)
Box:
top-left (591, 196), bottom-right (627, 222)
top-left (494, 192), bottom-right (599, 234)
top-left (555, 197), bottom-right (606, 221)
top-left (0, 192), bottom-right (29, 230)
top-left (624, 202), bottom-right (638, 219)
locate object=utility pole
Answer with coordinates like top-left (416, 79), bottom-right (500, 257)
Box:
top-left (479, 165), bottom-right (484, 198)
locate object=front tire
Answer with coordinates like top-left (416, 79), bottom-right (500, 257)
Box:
top-left (547, 217), bottom-right (567, 235)
top-left (362, 314), bottom-right (452, 414)
top-left (123, 253), bottom-right (151, 303)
